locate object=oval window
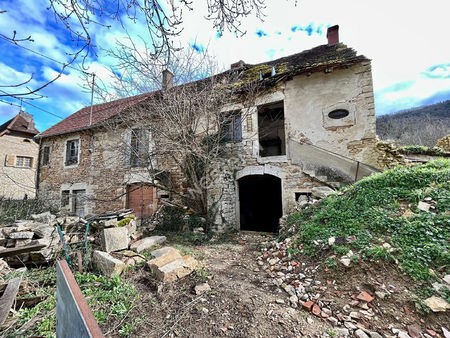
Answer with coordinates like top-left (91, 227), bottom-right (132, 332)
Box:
top-left (328, 109), bottom-right (349, 119)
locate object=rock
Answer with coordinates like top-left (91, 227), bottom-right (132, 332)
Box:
top-left (328, 237), bottom-right (336, 246)
top-left (8, 231), bottom-right (34, 239)
top-left (442, 327), bottom-right (450, 338)
top-left (30, 248), bottom-right (55, 262)
top-left (375, 290), bottom-right (388, 300)
top-left (335, 328), bottom-right (350, 337)
top-left (193, 227), bottom-right (204, 233)
top-left (311, 304), bottom-right (321, 316)
top-left (147, 247), bottom-right (182, 272)
top-left (15, 239), bottom-right (32, 247)
top-left (302, 300), bottom-right (314, 311)
top-left (289, 295), bottom-right (298, 304)
top-left (93, 250), bottom-right (126, 276)
top-left (407, 324), bottom-right (422, 338)
top-left (130, 236), bottom-right (166, 253)
top-left (432, 282), bottom-right (446, 292)
top-left (370, 332), bottom-right (383, 338)
top-left (397, 331), bottom-right (412, 338)
top-left (33, 225), bottom-right (57, 239)
top-left (340, 257), bottom-right (351, 267)
top-left (311, 186), bottom-right (334, 199)
top-left (2, 227), bottom-right (17, 237)
top-left (154, 255), bottom-right (198, 282)
top-left (31, 211), bottom-right (55, 223)
top-left (443, 275), bottom-right (450, 285)
top-left (101, 218), bottom-right (118, 228)
top-left (124, 219), bottom-right (137, 237)
top-left (357, 291), bottom-right (374, 303)
top-left (328, 317), bottom-right (338, 326)
top-left (355, 329), bottom-right (370, 338)
top-left (194, 283), bottom-right (211, 295)
top-left (283, 284), bottom-right (296, 296)
top-left (101, 227), bottom-right (129, 252)
top-left (344, 322), bottom-right (357, 330)
top-left (417, 201), bottom-right (431, 212)
top-left (424, 296), bottom-right (450, 312)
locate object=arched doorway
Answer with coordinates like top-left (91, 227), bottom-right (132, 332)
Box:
top-left (238, 174), bottom-right (282, 232)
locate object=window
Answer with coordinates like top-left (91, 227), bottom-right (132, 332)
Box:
top-left (65, 139), bottom-right (79, 165)
top-left (42, 146), bottom-right (50, 166)
top-left (328, 109), bottom-right (349, 119)
top-left (222, 112), bottom-right (242, 142)
top-left (16, 156), bottom-right (32, 168)
top-left (258, 101), bottom-right (286, 157)
top-left (130, 129), bottom-right (149, 167)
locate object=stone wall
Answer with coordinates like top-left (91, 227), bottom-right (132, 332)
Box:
top-left (0, 132), bottom-right (38, 199)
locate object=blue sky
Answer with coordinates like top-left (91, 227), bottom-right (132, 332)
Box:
top-left (0, 0), bottom-right (449, 133)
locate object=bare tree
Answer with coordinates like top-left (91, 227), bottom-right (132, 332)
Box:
top-left (0, 0), bottom-right (272, 101)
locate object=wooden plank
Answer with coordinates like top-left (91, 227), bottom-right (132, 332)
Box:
top-left (0, 277), bottom-right (22, 326)
top-left (0, 244), bottom-right (46, 258)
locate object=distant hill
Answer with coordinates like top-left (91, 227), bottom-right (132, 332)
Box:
top-left (376, 100), bottom-right (450, 147)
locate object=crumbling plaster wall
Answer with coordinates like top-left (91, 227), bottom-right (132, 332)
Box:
top-left (208, 61), bottom-right (379, 230)
top-left (0, 133), bottom-right (38, 199)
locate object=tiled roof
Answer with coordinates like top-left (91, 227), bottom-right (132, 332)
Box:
top-left (37, 43), bottom-right (369, 138)
top-left (0, 111), bottom-right (39, 136)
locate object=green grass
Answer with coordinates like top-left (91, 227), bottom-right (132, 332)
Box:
top-left (287, 159), bottom-right (450, 282)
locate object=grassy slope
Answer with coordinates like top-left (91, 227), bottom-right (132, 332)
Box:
top-left (286, 160), bottom-right (450, 287)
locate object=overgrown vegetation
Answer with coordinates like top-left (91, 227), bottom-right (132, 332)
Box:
top-left (0, 198), bottom-right (57, 224)
top-left (399, 145), bottom-right (449, 156)
top-left (2, 267), bottom-right (139, 337)
top-left (287, 160), bottom-right (450, 283)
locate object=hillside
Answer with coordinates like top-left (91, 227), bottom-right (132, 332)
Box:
top-left (376, 100), bottom-right (450, 147)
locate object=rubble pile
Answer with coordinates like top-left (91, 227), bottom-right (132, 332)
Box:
top-left (257, 235), bottom-right (450, 338)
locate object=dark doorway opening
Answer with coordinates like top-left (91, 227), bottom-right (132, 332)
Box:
top-left (238, 174), bottom-right (282, 232)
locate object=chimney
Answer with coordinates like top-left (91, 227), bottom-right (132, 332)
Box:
top-left (230, 60), bottom-right (245, 70)
top-left (162, 69), bottom-right (174, 90)
top-left (327, 25), bottom-right (339, 45)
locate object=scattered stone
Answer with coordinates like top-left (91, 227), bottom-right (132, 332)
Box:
top-left (407, 324), bottom-right (422, 338)
top-left (31, 211), bottom-right (55, 223)
top-left (355, 329), bottom-right (370, 338)
top-left (328, 317), bottom-right (338, 325)
top-left (312, 304), bottom-right (321, 317)
top-left (276, 299), bottom-right (285, 304)
top-left (442, 327), bottom-right (449, 338)
top-left (357, 291), bottom-right (374, 303)
top-left (443, 275), bottom-right (450, 285)
top-left (147, 247), bottom-right (182, 272)
top-left (194, 283), bottom-right (211, 295)
top-left (425, 329), bottom-right (436, 337)
top-left (424, 296), bottom-right (450, 312)
top-left (375, 290), bottom-right (388, 300)
top-left (417, 201), bottom-right (431, 212)
top-left (93, 250), bottom-right (126, 276)
top-left (397, 331), bottom-right (412, 338)
top-left (302, 300), bottom-right (314, 311)
top-left (344, 322), bottom-right (357, 330)
top-left (101, 218), bottom-right (118, 228)
top-left (328, 237), bottom-right (336, 246)
top-left (335, 328), bottom-right (350, 337)
top-left (101, 227), bottom-right (129, 252)
top-left (370, 332), bottom-right (383, 338)
top-left (130, 236), bottom-right (166, 253)
top-left (154, 255), bottom-right (198, 282)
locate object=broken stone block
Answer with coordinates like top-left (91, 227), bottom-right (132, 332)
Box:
top-left (147, 247), bottom-right (182, 272)
top-left (154, 255), bottom-right (198, 282)
top-left (311, 186), bottom-right (334, 199)
top-left (101, 218), bottom-right (118, 228)
top-left (125, 219), bottom-right (137, 237)
top-left (101, 227), bottom-right (129, 253)
top-left (33, 224), bottom-right (57, 239)
top-left (30, 248), bottom-right (55, 262)
top-left (357, 291), bottom-right (374, 303)
top-left (418, 201), bottom-right (431, 212)
top-left (15, 239), bottom-right (32, 247)
top-left (93, 250), bottom-right (125, 276)
top-left (130, 236), bottom-right (166, 253)
top-left (194, 282), bottom-right (211, 295)
top-left (443, 274), bottom-right (450, 285)
top-left (8, 231), bottom-right (34, 239)
top-left (2, 227), bottom-right (18, 237)
top-left (31, 211), bottom-right (55, 224)
top-left (424, 296), bottom-right (450, 312)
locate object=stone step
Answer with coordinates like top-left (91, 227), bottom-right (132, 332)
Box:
top-left (154, 255), bottom-right (198, 282)
top-left (147, 247), bottom-right (182, 273)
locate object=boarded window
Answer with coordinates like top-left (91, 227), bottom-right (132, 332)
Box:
top-left (65, 139), bottom-right (79, 165)
top-left (16, 156), bottom-right (32, 168)
top-left (130, 129), bottom-right (149, 167)
top-left (222, 112), bottom-right (242, 142)
top-left (42, 146), bottom-right (50, 166)
top-left (73, 190), bottom-right (86, 217)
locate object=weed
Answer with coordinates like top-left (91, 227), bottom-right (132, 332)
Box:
top-left (324, 257), bottom-right (337, 269)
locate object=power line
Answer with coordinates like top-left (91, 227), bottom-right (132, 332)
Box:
top-left (0, 98), bottom-right (22, 108)
top-left (0, 89), bottom-right (64, 119)
top-left (0, 35), bottom-right (92, 76)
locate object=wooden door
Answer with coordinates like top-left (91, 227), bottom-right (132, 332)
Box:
top-left (127, 184), bottom-right (154, 218)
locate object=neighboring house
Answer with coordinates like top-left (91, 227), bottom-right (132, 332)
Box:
top-left (36, 26), bottom-right (380, 230)
top-left (0, 111), bottom-right (39, 199)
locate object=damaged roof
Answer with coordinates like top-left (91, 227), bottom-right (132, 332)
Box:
top-left (0, 111), bottom-right (39, 136)
top-left (37, 43), bottom-right (369, 139)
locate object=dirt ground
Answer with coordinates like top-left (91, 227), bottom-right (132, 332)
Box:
top-left (117, 232), bottom-right (331, 337)
top-left (111, 231), bottom-right (448, 338)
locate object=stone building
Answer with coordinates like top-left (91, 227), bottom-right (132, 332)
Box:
top-left (0, 111), bottom-right (39, 199)
top-left (36, 26), bottom-right (380, 230)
